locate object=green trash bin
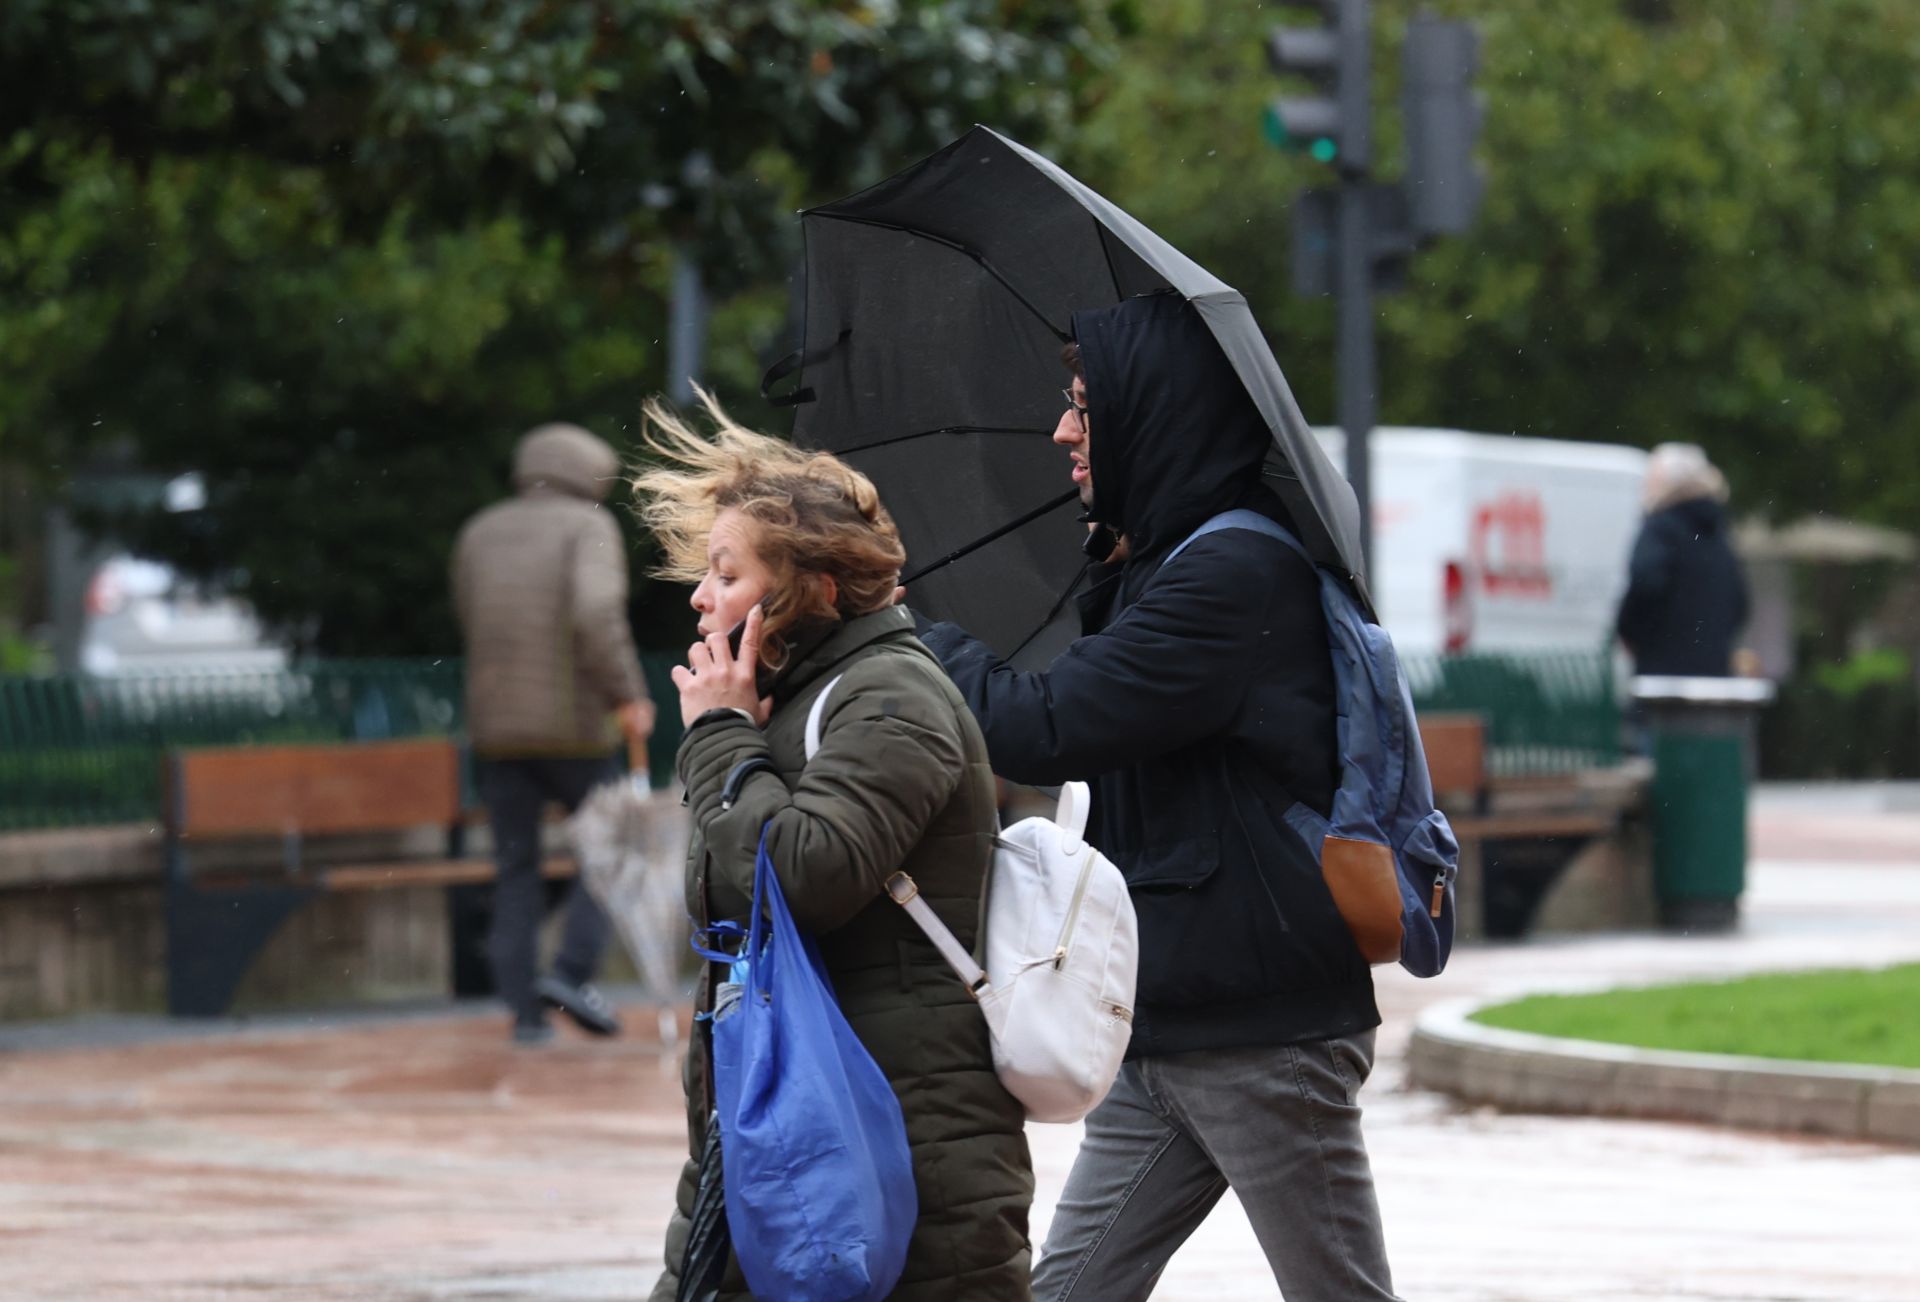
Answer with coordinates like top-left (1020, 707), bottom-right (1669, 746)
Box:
top-left (1632, 675), bottom-right (1775, 932)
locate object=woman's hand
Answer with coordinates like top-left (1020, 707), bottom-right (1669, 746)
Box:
top-left (671, 604), bottom-right (773, 729)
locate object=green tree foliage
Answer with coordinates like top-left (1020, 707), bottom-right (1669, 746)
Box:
top-left (1, 1), bottom-right (1119, 653)
top-left (1064, 0), bottom-right (1920, 528)
top-left (8, 0), bottom-right (1920, 657)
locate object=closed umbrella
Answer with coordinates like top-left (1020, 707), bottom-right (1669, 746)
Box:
top-left (568, 745), bottom-right (689, 1047)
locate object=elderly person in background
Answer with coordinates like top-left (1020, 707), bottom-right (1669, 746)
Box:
top-left (1615, 442), bottom-right (1750, 677)
top-left (453, 423), bottom-right (655, 1044)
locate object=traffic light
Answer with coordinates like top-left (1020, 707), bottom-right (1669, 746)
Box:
top-left (1263, 1), bottom-right (1370, 170)
top-left (1263, 5), bottom-right (1484, 576)
top-left (1292, 184), bottom-right (1412, 297)
top-left (1401, 15), bottom-right (1484, 236)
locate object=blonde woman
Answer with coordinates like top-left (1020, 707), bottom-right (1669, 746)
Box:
top-left (637, 392), bottom-right (1033, 1302)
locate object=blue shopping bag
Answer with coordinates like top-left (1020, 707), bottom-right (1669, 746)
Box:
top-left (707, 830), bottom-right (917, 1302)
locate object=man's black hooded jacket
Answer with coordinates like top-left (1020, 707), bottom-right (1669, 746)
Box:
top-left (918, 293), bottom-right (1378, 1057)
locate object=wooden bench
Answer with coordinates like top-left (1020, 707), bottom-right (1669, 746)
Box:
top-left (163, 738), bottom-right (575, 1017)
top-left (1417, 713), bottom-right (1647, 938)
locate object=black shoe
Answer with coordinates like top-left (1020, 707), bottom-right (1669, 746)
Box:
top-left (535, 976), bottom-right (622, 1037)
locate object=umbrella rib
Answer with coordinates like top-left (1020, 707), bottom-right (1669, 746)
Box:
top-left (1094, 215), bottom-right (1124, 301)
top-left (901, 488), bottom-right (1080, 586)
top-left (1006, 559), bottom-right (1095, 663)
top-left (838, 425), bottom-right (1050, 458)
top-left (806, 212), bottom-right (1071, 342)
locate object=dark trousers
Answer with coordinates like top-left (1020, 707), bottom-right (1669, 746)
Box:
top-left (476, 755), bottom-right (618, 1024)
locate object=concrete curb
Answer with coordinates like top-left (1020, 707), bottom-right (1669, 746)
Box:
top-left (1407, 997), bottom-right (1920, 1147)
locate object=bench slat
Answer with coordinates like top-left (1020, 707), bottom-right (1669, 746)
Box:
top-left (1446, 812), bottom-right (1618, 840)
top-left (173, 739), bottom-right (461, 836)
top-left (320, 855), bottom-right (577, 891)
top-left (1418, 712), bottom-right (1488, 803)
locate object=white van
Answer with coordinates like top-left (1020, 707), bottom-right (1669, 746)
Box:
top-left (1313, 428), bottom-right (1649, 658)
top-left (79, 554), bottom-right (288, 676)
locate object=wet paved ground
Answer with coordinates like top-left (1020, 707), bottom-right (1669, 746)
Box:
top-left (4, 785), bottom-right (1918, 1300)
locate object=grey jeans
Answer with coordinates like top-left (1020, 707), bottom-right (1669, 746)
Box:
top-left (1032, 1032), bottom-right (1399, 1301)
top-left (476, 756), bottom-right (617, 1024)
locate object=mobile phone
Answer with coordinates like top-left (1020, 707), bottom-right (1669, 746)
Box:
top-left (724, 597), bottom-right (778, 697)
top-left (725, 596), bottom-right (773, 658)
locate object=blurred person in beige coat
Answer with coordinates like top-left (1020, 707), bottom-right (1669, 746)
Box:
top-left (453, 422), bottom-right (655, 1043)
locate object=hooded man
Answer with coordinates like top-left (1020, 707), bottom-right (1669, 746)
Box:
top-left (1615, 442), bottom-right (1750, 676)
top-left (452, 422), bottom-right (654, 1044)
top-left (915, 293), bottom-right (1399, 1300)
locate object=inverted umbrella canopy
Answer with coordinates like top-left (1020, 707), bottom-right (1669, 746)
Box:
top-left (771, 125), bottom-right (1365, 666)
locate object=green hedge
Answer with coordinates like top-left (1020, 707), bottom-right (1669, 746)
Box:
top-left (1759, 674), bottom-right (1920, 780)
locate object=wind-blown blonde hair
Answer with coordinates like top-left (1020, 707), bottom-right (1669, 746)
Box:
top-left (632, 388), bottom-right (906, 669)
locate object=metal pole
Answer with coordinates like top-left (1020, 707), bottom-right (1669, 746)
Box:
top-left (667, 247), bottom-right (708, 406)
top-left (1337, 190), bottom-right (1377, 573)
top-left (1336, 0), bottom-right (1375, 573)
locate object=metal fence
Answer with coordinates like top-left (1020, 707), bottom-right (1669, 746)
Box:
top-left (0, 649), bottom-right (1615, 833)
top-left (1404, 649), bottom-right (1621, 777)
top-left (0, 660), bottom-right (467, 831)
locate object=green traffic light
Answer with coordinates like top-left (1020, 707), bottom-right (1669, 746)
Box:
top-left (1261, 103), bottom-right (1287, 150)
top-left (1262, 102), bottom-right (1338, 162)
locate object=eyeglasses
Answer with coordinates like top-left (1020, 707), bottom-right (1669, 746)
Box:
top-left (1061, 388), bottom-right (1089, 433)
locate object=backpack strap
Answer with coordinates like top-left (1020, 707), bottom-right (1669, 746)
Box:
top-left (884, 872), bottom-right (988, 996)
top-left (802, 674), bottom-right (844, 760)
top-left (802, 670), bottom-right (988, 996)
top-left (1164, 508), bottom-right (1312, 569)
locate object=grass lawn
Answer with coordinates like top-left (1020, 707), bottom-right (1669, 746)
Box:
top-left (1471, 964), bottom-right (1920, 1070)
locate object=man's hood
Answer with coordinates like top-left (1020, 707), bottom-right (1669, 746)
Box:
top-left (512, 423), bottom-right (619, 502)
top-left (1073, 292), bottom-right (1271, 562)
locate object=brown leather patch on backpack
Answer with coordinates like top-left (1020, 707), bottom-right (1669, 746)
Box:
top-left (1321, 836), bottom-right (1404, 965)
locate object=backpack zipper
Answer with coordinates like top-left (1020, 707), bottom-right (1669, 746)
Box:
top-left (1051, 847), bottom-right (1097, 970)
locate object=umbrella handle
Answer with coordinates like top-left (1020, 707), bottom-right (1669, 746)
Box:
top-left (760, 328), bottom-right (850, 408)
top-left (627, 736), bottom-right (648, 780)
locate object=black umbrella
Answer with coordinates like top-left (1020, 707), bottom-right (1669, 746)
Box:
top-left (764, 125), bottom-right (1366, 667)
top-left (674, 1111), bottom-right (730, 1302)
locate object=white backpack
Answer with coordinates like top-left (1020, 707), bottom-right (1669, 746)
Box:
top-left (807, 678), bottom-right (1138, 1123)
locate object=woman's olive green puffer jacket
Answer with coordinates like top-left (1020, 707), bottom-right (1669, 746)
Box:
top-left (650, 606), bottom-right (1034, 1302)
